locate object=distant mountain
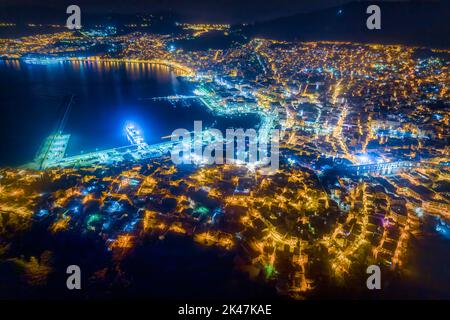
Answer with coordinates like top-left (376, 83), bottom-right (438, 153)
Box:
top-left (242, 1), bottom-right (450, 48)
top-left (0, 4), bottom-right (179, 26)
top-left (0, 5), bottom-right (65, 24)
top-left (0, 5), bottom-right (182, 36)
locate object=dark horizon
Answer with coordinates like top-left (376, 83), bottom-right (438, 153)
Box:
top-left (0, 0), bottom-right (420, 24)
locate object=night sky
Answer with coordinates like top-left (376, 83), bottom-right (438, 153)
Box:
top-left (0, 0), bottom-right (413, 23)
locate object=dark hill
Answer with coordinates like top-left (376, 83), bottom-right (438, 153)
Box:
top-left (242, 1), bottom-right (450, 48)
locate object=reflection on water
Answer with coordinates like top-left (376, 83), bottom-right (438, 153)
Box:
top-left (0, 59), bottom-right (258, 166)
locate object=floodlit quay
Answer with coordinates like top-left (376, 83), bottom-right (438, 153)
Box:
top-left (25, 79), bottom-right (280, 170)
